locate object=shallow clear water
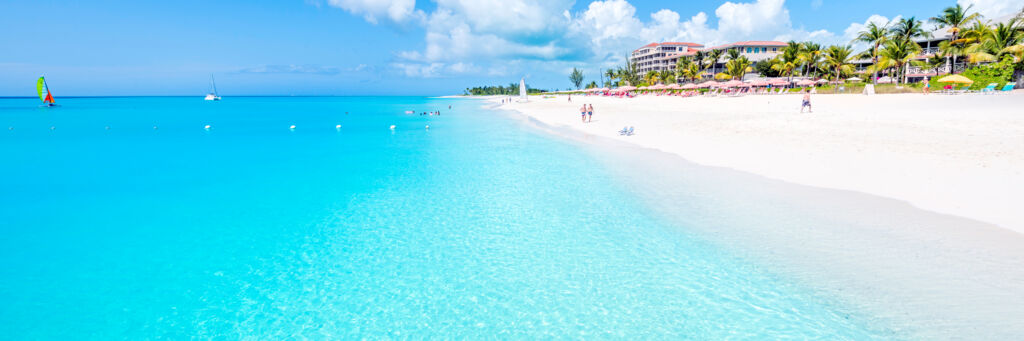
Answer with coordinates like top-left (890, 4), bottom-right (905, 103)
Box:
top-left (1, 97), bottom-right (889, 338)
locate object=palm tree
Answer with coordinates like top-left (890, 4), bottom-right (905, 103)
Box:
top-left (965, 18), bottom-right (1024, 63)
top-left (800, 42), bottom-right (823, 77)
top-left (853, 21), bottom-right (890, 83)
top-left (822, 45), bottom-right (855, 81)
top-left (645, 70), bottom-right (659, 86)
top-left (890, 17), bottom-right (930, 42)
top-left (874, 38), bottom-right (922, 84)
top-left (725, 56), bottom-right (753, 81)
top-left (681, 63), bottom-right (702, 82)
top-left (770, 56), bottom-right (798, 80)
top-left (693, 50), bottom-right (708, 74)
top-left (930, 4), bottom-right (981, 73)
top-left (726, 48), bottom-right (742, 61)
top-left (706, 49), bottom-right (725, 77)
top-left (659, 69), bottom-right (676, 85)
top-left (604, 69), bottom-right (616, 88)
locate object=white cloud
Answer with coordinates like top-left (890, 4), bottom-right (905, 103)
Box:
top-left (811, 0), bottom-right (823, 9)
top-left (958, 0), bottom-right (1024, 20)
top-left (841, 14), bottom-right (900, 50)
top-left (326, 0), bottom-right (419, 24)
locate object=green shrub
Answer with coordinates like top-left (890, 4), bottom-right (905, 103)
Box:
top-left (961, 56), bottom-right (1014, 90)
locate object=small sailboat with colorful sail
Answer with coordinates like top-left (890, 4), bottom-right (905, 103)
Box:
top-left (37, 76), bottom-right (58, 107)
top-left (204, 75), bottom-right (221, 101)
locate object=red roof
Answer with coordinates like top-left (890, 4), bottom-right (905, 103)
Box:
top-left (635, 42), bottom-right (704, 51)
top-left (705, 41), bottom-right (787, 50)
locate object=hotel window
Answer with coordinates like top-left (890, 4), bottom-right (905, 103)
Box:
top-left (773, 47), bottom-right (777, 52)
top-left (746, 47), bottom-right (751, 53)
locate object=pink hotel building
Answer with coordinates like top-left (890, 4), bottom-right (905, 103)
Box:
top-left (630, 41), bottom-right (788, 75)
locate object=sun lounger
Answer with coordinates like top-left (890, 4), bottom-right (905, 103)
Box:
top-left (999, 82), bottom-right (1016, 93)
top-left (980, 83), bottom-right (998, 94)
top-left (618, 126), bottom-right (635, 136)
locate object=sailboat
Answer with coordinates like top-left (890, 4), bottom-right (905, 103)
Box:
top-left (518, 77), bottom-right (528, 102)
top-left (37, 76), bottom-right (58, 107)
top-left (204, 75), bottom-right (221, 101)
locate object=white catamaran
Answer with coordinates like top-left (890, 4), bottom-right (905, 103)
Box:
top-left (205, 75), bottom-right (221, 101)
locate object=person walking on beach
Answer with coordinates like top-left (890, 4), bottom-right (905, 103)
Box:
top-left (800, 90), bottom-right (812, 113)
top-left (923, 78), bottom-right (930, 95)
top-left (587, 104), bottom-right (594, 123)
top-left (580, 104), bottom-right (587, 123)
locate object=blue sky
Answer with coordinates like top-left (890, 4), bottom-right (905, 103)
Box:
top-left (1, 0), bottom-right (1020, 96)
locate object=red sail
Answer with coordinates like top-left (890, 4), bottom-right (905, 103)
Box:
top-left (44, 91), bottom-right (54, 104)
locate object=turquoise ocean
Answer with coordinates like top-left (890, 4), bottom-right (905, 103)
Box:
top-left (0, 97), bottom-right (893, 339)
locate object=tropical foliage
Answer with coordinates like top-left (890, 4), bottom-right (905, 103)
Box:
top-left (464, 83), bottom-right (546, 96)
top-left (569, 67), bottom-right (585, 89)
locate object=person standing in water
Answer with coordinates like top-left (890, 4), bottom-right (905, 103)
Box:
top-left (800, 90), bottom-right (812, 113)
top-left (587, 104), bottom-right (594, 122)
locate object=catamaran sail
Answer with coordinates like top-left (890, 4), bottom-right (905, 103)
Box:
top-left (205, 75), bottom-right (221, 101)
top-left (37, 76), bottom-right (56, 107)
top-left (518, 78), bottom-right (527, 102)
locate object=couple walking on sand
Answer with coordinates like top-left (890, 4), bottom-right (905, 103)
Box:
top-left (580, 104), bottom-right (594, 123)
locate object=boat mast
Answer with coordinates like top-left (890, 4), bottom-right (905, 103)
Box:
top-left (210, 75), bottom-right (218, 96)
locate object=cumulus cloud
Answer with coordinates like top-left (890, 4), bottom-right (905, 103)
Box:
top-left (958, 0), bottom-right (1024, 20)
top-left (326, 0), bottom-right (420, 24)
top-left (842, 14), bottom-right (900, 50)
top-left (327, 0), bottom-right (880, 78)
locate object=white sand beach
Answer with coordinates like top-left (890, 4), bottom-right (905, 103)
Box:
top-left (497, 92), bottom-right (1024, 233)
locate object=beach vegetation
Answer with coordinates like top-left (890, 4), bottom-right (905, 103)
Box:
top-left (658, 69), bottom-right (675, 84)
top-left (853, 21), bottom-right (892, 84)
top-left (706, 49), bottom-right (725, 76)
top-left (930, 4), bottom-right (980, 72)
top-left (463, 83), bottom-right (547, 96)
top-left (569, 67), bottom-right (586, 90)
top-left (964, 18), bottom-right (1024, 64)
top-left (960, 55), bottom-right (1016, 89)
top-left (725, 56), bottom-right (752, 81)
top-left (870, 36), bottom-right (922, 84)
top-left (823, 45), bottom-right (856, 80)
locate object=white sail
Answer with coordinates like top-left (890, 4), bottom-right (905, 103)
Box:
top-left (519, 78), bottom-right (527, 101)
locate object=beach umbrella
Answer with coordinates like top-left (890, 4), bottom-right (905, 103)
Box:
top-left (847, 77), bottom-right (863, 82)
top-left (666, 84), bottom-right (682, 89)
top-left (796, 79), bottom-right (816, 86)
top-left (876, 76), bottom-right (895, 84)
top-left (681, 83), bottom-right (698, 89)
top-left (650, 84), bottom-right (667, 90)
top-left (720, 80), bottom-right (743, 87)
top-left (618, 86), bottom-right (636, 91)
top-left (936, 74), bottom-right (974, 84)
top-left (749, 80), bottom-right (770, 87)
top-left (815, 79), bottom-right (829, 84)
top-left (600, 87), bottom-right (610, 91)
top-left (769, 79), bottom-right (791, 86)
top-left (697, 81), bottom-right (718, 88)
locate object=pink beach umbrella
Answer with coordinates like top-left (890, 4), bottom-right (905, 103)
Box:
top-left (697, 81), bottom-right (718, 88)
top-left (650, 84), bottom-right (667, 90)
top-left (681, 83), bottom-right (698, 89)
top-left (769, 79), bottom-right (791, 86)
top-left (666, 83), bottom-right (682, 90)
top-left (796, 79), bottom-right (816, 86)
top-left (749, 80), bottom-right (770, 87)
top-left (721, 80), bottom-right (744, 87)
top-left (618, 86), bottom-right (637, 92)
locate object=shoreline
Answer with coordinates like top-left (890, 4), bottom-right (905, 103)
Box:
top-left (488, 96), bottom-right (1024, 338)
top-left (495, 93), bottom-right (1024, 233)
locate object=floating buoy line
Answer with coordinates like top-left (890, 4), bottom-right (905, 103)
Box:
top-left (5, 123), bottom-right (434, 132)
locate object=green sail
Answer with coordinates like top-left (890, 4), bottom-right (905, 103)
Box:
top-left (37, 77), bottom-right (46, 102)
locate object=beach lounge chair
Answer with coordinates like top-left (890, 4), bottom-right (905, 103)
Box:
top-left (959, 85), bottom-right (973, 94)
top-left (618, 126), bottom-right (634, 136)
top-left (999, 82), bottom-right (1016, 93)
top-left (980, 83), bottom-right (998, 94)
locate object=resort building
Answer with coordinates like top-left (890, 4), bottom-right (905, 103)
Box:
top-left (631, 42), bottom-right (704, 74)
top-left (630, 41), bottom-right (787, 80)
